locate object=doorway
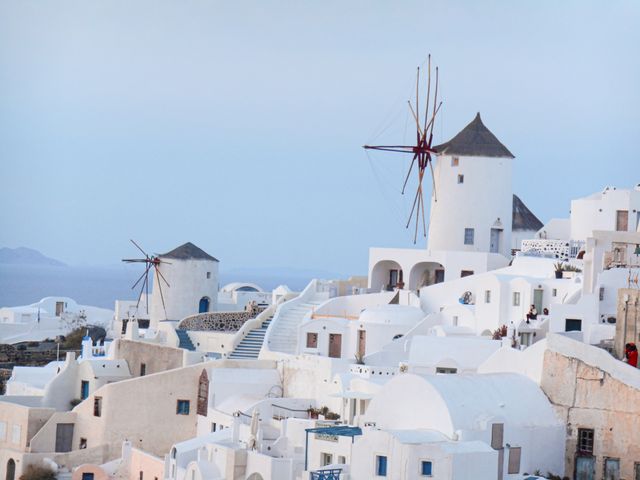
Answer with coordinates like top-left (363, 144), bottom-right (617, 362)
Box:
top-left (55, 301), bottom-right (64, 317)
top-left (357, 330), bottom-right (366, 357)
top-left (604, 458), bottom-right (620, 480)
top-left (435, 269), bottom-right (445, 284)
top-left (198, 297), bottom-right (210, 313)
top-left (328, 334), bottom-right (342, 358)
top-left (5, 460), bottom-right (15, 480)
top-left (490, 228), bottom-right (502, 253)
top-left (575, 456), bottom-right (595, 480)
top-left (533, 289), bottom-right (544, 313)
top-left (616, 210), bottom-right (629, 231)
top-left (55, 423), bottom-right (74, 453)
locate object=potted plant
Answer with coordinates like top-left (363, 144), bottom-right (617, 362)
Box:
top-left (307, 407), bottom-right (319, 419)
top-left (553, 262), bottom-right (564, 279)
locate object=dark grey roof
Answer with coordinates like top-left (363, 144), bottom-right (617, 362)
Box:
top-left (433, 113), bottom-right (514, 158)
top-left (159, 242), bottom-right (219, 262)
top-left (512, 194), bottom-right (543, 231)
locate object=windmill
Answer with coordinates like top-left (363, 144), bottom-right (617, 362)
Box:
top-left (363, 54), bottom-right (442, 244)
top-left (122, 239), bottom-right (170, 318)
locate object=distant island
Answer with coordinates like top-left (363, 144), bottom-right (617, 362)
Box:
top-left (0, 247), bottom-right (66, 266)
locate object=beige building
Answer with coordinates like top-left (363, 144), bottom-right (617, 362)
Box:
top-left (615, 288), bottom-right (640, 358)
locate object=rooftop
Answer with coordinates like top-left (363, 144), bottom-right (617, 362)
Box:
top-left (513, 194), bottom-right (544, 231)
top-left (159, 242), bottom-right (219, 262)
top-left (434, 113), bottom-right (514, 159)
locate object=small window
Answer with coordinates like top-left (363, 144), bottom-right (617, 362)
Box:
top-left (457, 174), bottom-right (464, 184)
top-left (421, 461), bottom-right (433, 476)
top-left (338, 456), bottom-right (346, 464)
top-left (93, 397), bottom-right (102, 417)
top-left (565, 319), bottom-right (582, 332)
top-left (376, 455), bottom-right (388, 476)
top-left (485, 290), bottom-right (491, 303)
top-left (578, 428), bottom-right (594, 455)
top-left (491, 423), bottom-right (503, 449)
top-left (599, 287), bottom-right (605, 301)
top-left (81, 474), bottom-right (94, 480)
top-left (176, 400), bottom-right (190, 415)
top-left (306, 332), bottom-right (318, 348)
top-left (139, 471), bottom-right (143, 480)
top-left (206, 272), bottom-right (211, 279)
top-left (512, 292), bottom-right (520, 306)
top-left (464, 228), bottom-right (474, 245)
top-left (321, 453), bottom-right (333, 466)
top-left (451, 157), bottom-right (459, 167)
top-left (211, 422), bottom-right (217, 432)
top-left (552, 288), bottom-right (557, 297)
top-left (460, 270), bottom-right (474, 277)
top-left (507, 447), bottom-right (521, 474)
top-left (435, 367), bottom-right (457, 374)
top-left (79, 438), bottom-right (87, 449)
top-left (452, 315), bottom-right (458, 326)
top-left (140, 363), bottom-right (146, 376)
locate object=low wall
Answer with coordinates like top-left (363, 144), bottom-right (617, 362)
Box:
top-left (178, 309), bottom-right (266, 332)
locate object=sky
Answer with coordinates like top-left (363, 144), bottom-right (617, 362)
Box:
top-left (1, 0), bottom-right (639, 276)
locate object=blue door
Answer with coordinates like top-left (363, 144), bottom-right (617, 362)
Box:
top-left (81, 381), bottom-right (89, 400)
top-left (576, 457), bottom-right (595, 480)
top-left (198, 297), bottom-right (210, 313)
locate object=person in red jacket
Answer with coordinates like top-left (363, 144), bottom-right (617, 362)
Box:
top-left (625, 343), bottom-right (638, 367)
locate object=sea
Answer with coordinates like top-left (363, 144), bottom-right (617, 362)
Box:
top-left (0, 265), bottom-right (330, 309)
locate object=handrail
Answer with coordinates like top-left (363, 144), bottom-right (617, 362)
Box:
top-left (224, 304), bottom-right (278, 357)
top-left (271, 403), bottom-right (310, 413)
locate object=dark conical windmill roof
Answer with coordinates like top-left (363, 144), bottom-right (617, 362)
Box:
top-left (512, 195), bottom-right (543, 231)
top-left (159, 242), bottom-right (219, 262)
top-left (433, 113), bottom-right (514, 158)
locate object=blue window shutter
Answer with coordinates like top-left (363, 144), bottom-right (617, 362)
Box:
top-left (421, 461), bottom-right (432, 475)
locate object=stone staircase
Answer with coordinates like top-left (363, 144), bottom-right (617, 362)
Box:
top-left (266, 300), bottom-right (324, 354)
top-left (228, 314), bottom-right (274, 359)
top-left (175, 329), bottom-right (196, 351)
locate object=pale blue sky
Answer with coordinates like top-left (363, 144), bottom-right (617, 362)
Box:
top-left (1, 1), bottom-right (639, 275)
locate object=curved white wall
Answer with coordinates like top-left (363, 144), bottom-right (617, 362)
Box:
top-left (150, 259), bottom-right (218, 325)
top-left (427, 154), bottom-right (513, 257)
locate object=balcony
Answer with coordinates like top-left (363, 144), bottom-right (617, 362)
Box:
top-left (310, 468), bottom-right (343, 480)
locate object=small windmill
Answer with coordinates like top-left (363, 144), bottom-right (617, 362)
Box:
top-left (364, 54), bottom-right (442, 244)
top-left (122, 239), bottom-right (170, 318)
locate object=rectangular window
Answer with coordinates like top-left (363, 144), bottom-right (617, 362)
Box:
top-left (464, 228), bottom-right (474, 245)
top-left (81, 380), bottom-right (89, 400)
top-left (93, 397), bottom-right (102, 417)
top-left (485, 290), bottom-right (491, 304)
top-left (139, 471), bottom-right (143, 480)
top-left (507, 447), bottom-right (521, 474)
top-left (421, 461), bottom-right (433, 476)
top-left (321, 453), bottom-right (333, 466)
top-left (616, 210), bottom-right (629, 231)
top-left (306, 332), bottom-right (318, 348)
top-left (206, 272), bottom-right (211, 279)
top-left (491, 423), bottom-right (503, 450)
top-left (457, 174), bottom-right (464, 184)
top-left (211, 422), bottom-right (217, 432)
top-left (435, 367), bottom-right (457, 374)
top-left (565, 319), bottom-right (582, 332)
top-left (451, 157), bottom-right (459, 167)
top-left (376, 455), bottom-right (388, 476)
top-left (79, 438), bottom-right (87, 449)
top-left (338, 456), bottom-right (346, 464)
top-left (552, 288), bottom-right (557, 297)
top-left (599, 287), bottom-right (605, 301)
top-left (460, 270), bottom-right (474, 277)
top-left (452, 315), bottom-right (459, 326)
top-left (578, 428), bottom-right (594, 454)
top-left (81, 474), bottom-right (94, 480)
top-left (140, 363), bottom-right (146, 376)
top-left (512, 292), bottom-right (520, 306)
top-left (176, 400), bottom-right (190, 415)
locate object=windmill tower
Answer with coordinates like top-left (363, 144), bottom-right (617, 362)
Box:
top-left (150, 242), bottom-right (219, 326)
top-left (428, 113), bottom-right (514, 257)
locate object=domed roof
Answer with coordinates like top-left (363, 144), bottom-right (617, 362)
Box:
top-left (433, 113), bottom-right (514, 158)
top-left (159, 242), bottom-right (218, 262)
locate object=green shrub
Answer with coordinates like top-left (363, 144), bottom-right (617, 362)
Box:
top-left (19, 464), bottom-right (56, 480)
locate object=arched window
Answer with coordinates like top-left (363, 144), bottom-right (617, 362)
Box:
top-left (197, 369), bottom-right (209, 416)
top-left (6, 459), bottom-right (15, 480)
top-left (198, 297), bottom-right (210, 313)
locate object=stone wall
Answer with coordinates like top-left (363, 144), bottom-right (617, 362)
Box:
top-left (178, 308), bottom-right (265, 332)
top-left (541, 349), bottom-right (640, 479)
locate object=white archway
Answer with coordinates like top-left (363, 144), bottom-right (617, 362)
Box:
top-left (408, 261), bottom-right (445, 290)
top-left (370, 260), bottom-right (403, 292)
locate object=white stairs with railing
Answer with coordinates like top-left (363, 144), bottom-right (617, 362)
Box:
top-left (262, 280), bottom-right (331, 355)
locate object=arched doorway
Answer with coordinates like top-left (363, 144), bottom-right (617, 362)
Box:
top-left (408, 262), bottom-right (445, 290)
top-left (247, 474), bottom-right (264, 480)
top-left (6, 459), bottom-right (15, 480)
top-left (370, 260), bottom-right (403, 292)
top-left (197, 369), bottom-right (209, 416)
top-left (198, 297), bottom-right (210, 313)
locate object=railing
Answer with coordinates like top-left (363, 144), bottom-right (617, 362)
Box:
top-left (310, 469), bottom-right (342, 480)
top-left (271, 403), bottom-right (310, 420)
top-left (224, 304), bottom-right (280, 357)
top-left (521, 239), bottom-right (585, 261)
top-left (178, 309), bottom-right (266, 331)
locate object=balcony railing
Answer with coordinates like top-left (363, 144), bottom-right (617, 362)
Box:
top-left (310, 469), bottom-right (342, 480)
